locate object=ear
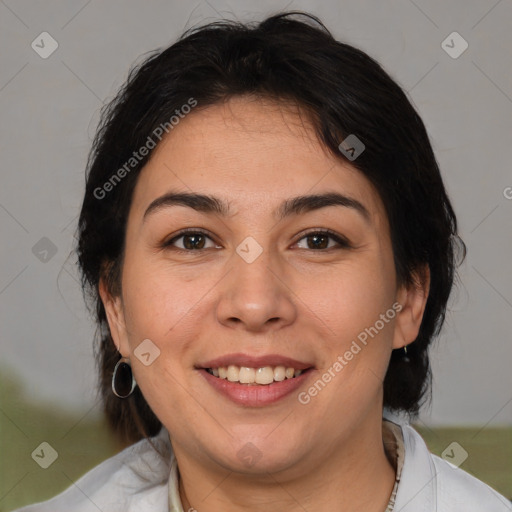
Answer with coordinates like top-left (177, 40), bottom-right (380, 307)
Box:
top-left (392, 265), bottom-right (430, 350)
top-left (98, 277), bottom-right (130, 357)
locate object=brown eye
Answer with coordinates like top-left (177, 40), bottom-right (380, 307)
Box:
top-left (295, 230), bottom-right (351, 250)
top-left (164, 229), bottom-right (219, 251)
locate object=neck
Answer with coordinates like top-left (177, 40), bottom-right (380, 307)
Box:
top-left (174, 417), bottom-right (396, 512)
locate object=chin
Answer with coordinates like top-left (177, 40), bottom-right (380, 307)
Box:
top-left (219, 446), bottom-right (303, 476)
top-left (213, 429), bottom-right (307, 475)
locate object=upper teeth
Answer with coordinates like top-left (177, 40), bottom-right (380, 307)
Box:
top-left (208, 365), bottom-right (303, 385)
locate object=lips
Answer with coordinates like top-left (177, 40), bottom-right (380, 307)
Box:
top-left (196, 353), bottom-right (315, 406)
top-left (206, 365), bottom-right (302, 384)
top-left (198, 353), bottom-right (313, 371)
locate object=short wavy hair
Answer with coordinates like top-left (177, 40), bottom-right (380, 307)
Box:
top-left (77, 11), bottom-right (465, 444)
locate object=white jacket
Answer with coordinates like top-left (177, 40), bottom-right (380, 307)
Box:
top-left (14, 422), bottom-right (512, 511)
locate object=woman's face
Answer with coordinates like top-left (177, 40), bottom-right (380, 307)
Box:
top-left (101, 96), bottom-right (426, 475)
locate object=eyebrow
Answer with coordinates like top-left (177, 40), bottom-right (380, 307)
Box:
top-left (143, 190), bottom-right (370, 223)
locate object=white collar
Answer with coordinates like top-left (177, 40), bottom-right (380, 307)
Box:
top-left (15, 420), bottom-right (511, 511)
top-left (167, 420), bottom-right (405, 512)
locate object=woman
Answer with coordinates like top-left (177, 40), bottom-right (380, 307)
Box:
top-left (16, 11), bottom-right (511, 512)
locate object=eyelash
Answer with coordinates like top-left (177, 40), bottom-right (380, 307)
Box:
top-left (162, 228), bottom-right (352, 253)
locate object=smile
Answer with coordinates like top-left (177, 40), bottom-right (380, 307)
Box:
top-left (206, 365), bottom-right (304, 385)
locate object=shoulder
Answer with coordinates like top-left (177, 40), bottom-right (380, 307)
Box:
top-left (12, 428), bottom-right (173, 512)
top-left (395, 423), bottom-right (512, 512)
top-left (430, 450), bottom-right (512, 511)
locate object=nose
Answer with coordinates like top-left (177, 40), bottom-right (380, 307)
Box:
top-left (215, 243), bottom-right (297, 333)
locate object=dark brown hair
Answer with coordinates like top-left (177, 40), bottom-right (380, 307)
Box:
top-left (77, 11), bottom-right (465, 444)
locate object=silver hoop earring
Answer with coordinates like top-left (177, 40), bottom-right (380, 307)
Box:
top-left (403, 345), bottom-right (410, 363)
top-left (112, 357), bottom-right (136, 398)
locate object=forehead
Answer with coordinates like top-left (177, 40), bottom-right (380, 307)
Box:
top-left (129, 96), bottom-right (386, 226)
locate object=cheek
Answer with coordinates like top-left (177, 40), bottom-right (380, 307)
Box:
top-left (121, 253), bottom-right (197, 329)
top-left (308, 260), bottom-right (397, 395)
top-left (119, 262), bottom-right (203, 414)
top-left (313, 261), bottom-right (396, 337)
top-left (119, 254), bottom-right (225, 386)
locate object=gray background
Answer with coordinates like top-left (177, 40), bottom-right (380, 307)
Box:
top-left (1, 0), bottom-right (511, 427)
